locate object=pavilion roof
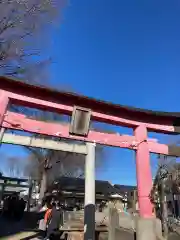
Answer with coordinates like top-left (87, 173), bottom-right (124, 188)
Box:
top-left (0, 176), bottom-right (28, 183)
top-left (49, 177), bottom-right (120, 195)
top-left (114, 184), bottom-right (136, 196)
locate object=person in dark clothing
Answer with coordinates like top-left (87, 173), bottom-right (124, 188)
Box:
top-left (45, 202), bottom-right (63, 240)
top-left (19, 198), bottom-right (26, 219)
top-left (3, 197), bottom-right (9, 218)
top-left (11, 195), bottom-right (18, 219)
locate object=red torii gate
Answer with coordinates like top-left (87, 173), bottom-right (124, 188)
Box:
top-left (0, 76), bottom-right (180, 239)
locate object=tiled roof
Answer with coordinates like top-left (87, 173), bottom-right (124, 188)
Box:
top-left (50, 177), bottom-right (120, 195)
top-left (114, 184), bottom-right (136, 196)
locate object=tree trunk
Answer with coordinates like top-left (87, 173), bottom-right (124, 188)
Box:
top-left (160, 179), bottom-right (168, 240)
top-left (39, 168), bottom-right (48, 205)
top-left (27, 179), bottom-right (33, 212)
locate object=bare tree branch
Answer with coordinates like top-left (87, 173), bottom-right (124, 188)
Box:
top-left (0, 0), bottom-right (64, 80)
top-left (0, 0), bottom-right (108, 201)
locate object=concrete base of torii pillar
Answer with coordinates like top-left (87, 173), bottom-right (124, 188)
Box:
top-left (136, 217), bottom-right (163, 240)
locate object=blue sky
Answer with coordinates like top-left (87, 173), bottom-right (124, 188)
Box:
top-left (1, 0), bottom-right (180, 185)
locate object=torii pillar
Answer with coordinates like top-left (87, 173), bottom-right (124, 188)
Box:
top-left (135, 125), bottom-right (156, 240)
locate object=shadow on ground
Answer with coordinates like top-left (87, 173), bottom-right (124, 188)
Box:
top-left (0, 211), bottom-right (44, 239)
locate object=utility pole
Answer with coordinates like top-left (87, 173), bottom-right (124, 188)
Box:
top-left (132, 190), bottom-right (137, 213)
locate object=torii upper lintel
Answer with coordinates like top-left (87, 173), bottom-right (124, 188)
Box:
top-left (0, 76), bottom-right (180, 134)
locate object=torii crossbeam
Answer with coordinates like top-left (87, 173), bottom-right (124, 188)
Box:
top-left (0, 76), bottom-right (180, 240)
